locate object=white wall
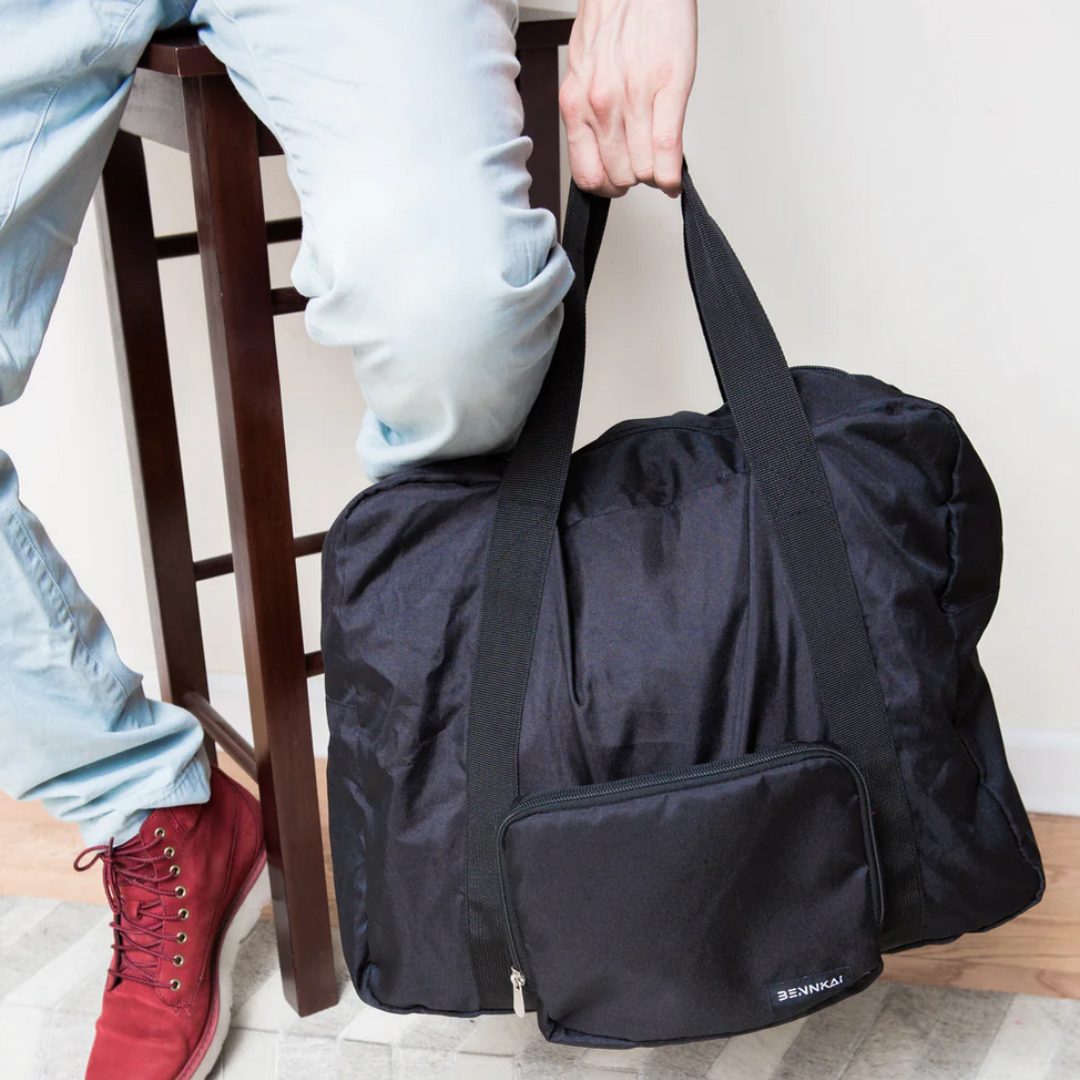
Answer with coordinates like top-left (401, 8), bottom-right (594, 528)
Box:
top-left (3, 2), bottom-right (1078, 807)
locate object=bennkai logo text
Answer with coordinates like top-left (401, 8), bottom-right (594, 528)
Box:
top-left (767, 967), bottom-right (852, 1008)
top-left (775, 974), bottom-right (844, 1002)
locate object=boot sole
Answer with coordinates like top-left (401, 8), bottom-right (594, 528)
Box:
top-left (181, 851), bottom-right (272, 1080)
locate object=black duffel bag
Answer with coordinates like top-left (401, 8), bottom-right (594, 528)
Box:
top-left (321, 166), bottom-right (1044, 1048)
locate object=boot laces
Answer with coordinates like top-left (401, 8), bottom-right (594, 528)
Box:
top-left (75, 837), bottom-right (184, 990)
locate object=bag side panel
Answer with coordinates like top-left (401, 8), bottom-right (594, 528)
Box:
top-left (943, 431), bottom-right (1040, 887)
top-left (326, 701), bottom-right (370, 991)
top-left (323, 475), bottom-right (501, 1012)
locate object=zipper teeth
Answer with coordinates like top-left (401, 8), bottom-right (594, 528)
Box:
top-left (497, 744), bottom-right (885, 981)
top-left (795, 365), bottom-right (857, 377)
top-left (506, 744), bottom-right (825, 820)
top-left (585, 422), bottom-right (731, 453)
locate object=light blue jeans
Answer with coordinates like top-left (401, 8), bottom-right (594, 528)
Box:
top-left (0, 0), bottom-right (571, 846)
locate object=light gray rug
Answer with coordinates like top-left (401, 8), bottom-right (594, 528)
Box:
top-left (1, 896), bottom-right (1078, 1080)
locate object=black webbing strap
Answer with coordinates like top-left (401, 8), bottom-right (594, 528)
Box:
top-left (465, 166), bottom-right (923, 1009)
top-left (464, 188), bottom-right (609, 1007)
top-left (679, 168), bottom-right (923, 949)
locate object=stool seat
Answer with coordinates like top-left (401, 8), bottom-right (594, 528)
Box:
top-left (140, 28), bottom-right (226, 77)
top-left (96, 15), bottom-right (573, 1018)
top-left (141, 9), bottom-right (573, 77)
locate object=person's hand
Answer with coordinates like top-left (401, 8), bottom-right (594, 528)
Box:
top-left (559, 0), bottom-right (698, 198)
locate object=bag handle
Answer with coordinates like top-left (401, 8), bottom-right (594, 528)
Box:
top-left (677, 166), bottom-right (923, 942)
top-left (463, 184), bottom-right (608, 1007)
top-left (465, 165), bottom-right (923, 1009)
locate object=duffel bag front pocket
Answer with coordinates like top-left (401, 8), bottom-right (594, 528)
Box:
top-left (497, 744), bottom-right (884, 1047)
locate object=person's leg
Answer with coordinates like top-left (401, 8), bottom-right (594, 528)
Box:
top-left (188, 0), bottom-right (573, 482)
top-left (0, 0), bottom-right (209, 847)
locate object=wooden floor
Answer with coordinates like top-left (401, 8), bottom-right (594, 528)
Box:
top-left (2, 758), bottom-right (1077, 1001)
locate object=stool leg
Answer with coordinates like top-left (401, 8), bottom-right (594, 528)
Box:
top-left (94, 131), bottom-right (215, 764)
top-left (518, 42), bottom-right (563, 228)
top-left (182, 73), bottom-right (337, 1017)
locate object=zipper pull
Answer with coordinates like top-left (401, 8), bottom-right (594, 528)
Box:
top-left (510, 968), bottom-right (527, 1018)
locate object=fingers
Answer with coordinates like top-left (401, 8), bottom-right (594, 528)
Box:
top-left (651, 84), bottom-right (689, 197)
top-left (563, 78), bottom-right (679, 199)
top-left (561, 68), bottom-right (648, 198)
top-left (562, 78), bottom-right (628, 198)
top-left (559, 0), bottom-right (697, 200)
top-left (586, 82), bottom-right (636, 192)
top-left (624, 78), bottom-right (657, 189)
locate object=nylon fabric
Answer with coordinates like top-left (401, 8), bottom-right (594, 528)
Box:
top-left (321, 168), bottom-right (1044, 1037)
top-left (500, 751), bottom-right (881, 1045)
top-left (322, 371), bottom-right (1043, 1021)
top-left (679, 170), bottom-right (923, 947)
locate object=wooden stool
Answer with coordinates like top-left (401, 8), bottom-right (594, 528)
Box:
top-left (94, 18), bottom-right (573, 1017)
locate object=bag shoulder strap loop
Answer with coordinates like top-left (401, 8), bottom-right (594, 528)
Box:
top-left (465, 166), bottom-right (923, 1009)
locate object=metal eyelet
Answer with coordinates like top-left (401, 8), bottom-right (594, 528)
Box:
top-left (176, 932), bottom-right (188, 944)
top-left (163, 847), bottom-right (175, 858)
top-left (169, 865), bottom-right (181, 878)
top-left (170, 979), bottom-right (181, 991)
top-left (155, 828), bottom-right (166, 839)
top-left (174, 885), bottom-right (186, 898)
top-left (178, 908), bottom-right (190, 921)
top-left (173, 955), bottom-right (184, 967)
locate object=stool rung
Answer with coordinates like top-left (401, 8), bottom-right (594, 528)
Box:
top-left (305, 651), bottom-right (324, 678)
top-left (155, 216), bottom-right (302, 260)
top-left (272, 286), bottom-right (308, 316)
top-left (182, 691), bottom-right (257, 779)
top-left (194, 530), bottom-right (326, 582)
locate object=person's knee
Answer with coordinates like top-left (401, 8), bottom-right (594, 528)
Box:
top-left (299, 199), bottom-right (573, 477)
top-left (353, 266), bottom-right (568, 478)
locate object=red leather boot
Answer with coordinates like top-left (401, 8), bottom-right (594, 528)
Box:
top-left (76, 766), bottom-right (269, 1080)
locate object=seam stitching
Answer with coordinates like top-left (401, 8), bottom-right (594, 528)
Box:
top-left (4, 507), bottom-right (130, 700)
top-left (1, 0), bottom-right (150, 235)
